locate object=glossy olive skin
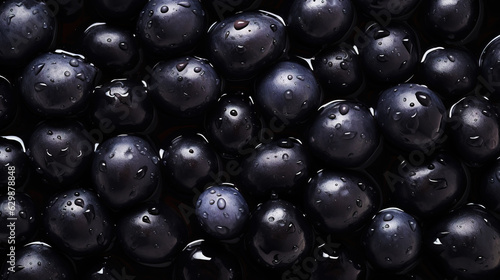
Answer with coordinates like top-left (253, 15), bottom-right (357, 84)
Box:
top-left (89, 0), bottom-right (148, 22)
top-left (148, 56), bottom-right (221, 118)
top-left (195, 185), bottom-right (249, 240)
top-left (307, 100), bottom-right (380, 168)
top-left (254, 61), bottom-right (322, 127)
top-left (480, 35), bottom-right (500, 100)
top-left (43, 188), bottom-right (113, 257)
top-left (286, 0), bottom-right (354, 46)
top-left (352, 0), bottom-right (420, 20)
top-left (479, 158), bottom-right (500, 214)
top-left (0, 192), bottom-right (37, 249)
top-left (448, 96), bottom-right (500, 167)
top-left (304, 169), bottom-right (381, 234)
top-left (245, 199), bottom-right (314, 270)
top-left (91, 135), bottom-right (161, 210)
top-left (309, 243), bottom-right (366, 280)
top-left (91, 79), bottom-right (156, 134)
top-left (136, 0), bottom-right (206, 57)
top-left (0, 76), bottom-right (17, 130)
top-left (375, 83), bottom-right (447, 152)
top-left (81, 23), bottom-right (140, 73)
top-left (238, 138), bottom-right (310, 197)
top-left (174, 239), bottom-right (243, 280)
top-left (0, 137), bottom-right (31, 191)
top-left (116, 202), bottom-right (188, 265)
top-left (207, 11), bottom-right (288, 80)
top-left (388, 152), bottom-right (468, 218)
top-left (422, 0), bottom-right (483, 43)
top-left (0, 0), bottom-right (56, 67)
top-left (363, 208), bottom-right (422, 273)
top-left (204, 93), bottom-right (262, 158)
top-left (312, 44), bottom-right (364, 96)
top-left (0, 242), bottom-right (75, 280)
top-left (19, 50), bottom-right (99, 117)
top-left (26, 120), bottom-right (94, 186)
top-left (161, 133), bottom-right (220, 193)
top-left (359, 22), bottom-right (420, 84)
top-left (420, 47), bottom-right (478, 98)
top-left (425, 204), bottom-right (500, 279)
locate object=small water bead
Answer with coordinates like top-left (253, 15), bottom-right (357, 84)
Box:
top-left (19, 211), bottom-right (27, 219)
top-left (99, 161), bottom-right (107, 172)
top-left (177, 1), bottom-right (191, 8)
top-left (377, 54), bottom-right (388, 62)
top-left (148, 207), bottom-right (159, 215)
top-left (176, 62), bottom-right (188, 71)
top-left (134, 166), bottom-right (148, 179)
top-left (408, 220), bottom-right (417, 231)
top-left (69, 59), bottom-right (79, 67)
top-left (383, 213), bottom-right (394, 221)
top-left (217, 198), bottom-right (226, 210)
top-left (74, 198), bottom-right (84, 208)
top-left (34, 82), bottom-right (47, 92)
top-left (339, 104), bottom-right (349, 115)
top-left (356, 199), bottom-right (363, 207)
top-left (415, 92), bottom-right (431, 107)
top-left (216, 225), bottom-right (229, 234)
top-left (374, 29), bottom-right (390, 39)
top-left (234, 20), bottom-right (249, 30)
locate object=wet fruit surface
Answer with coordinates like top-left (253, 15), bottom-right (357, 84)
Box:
top-left (308, 100), bottom-right (380, 168)
top-left (91, 135), bottom-right (161, 210)
top-left (363, 207), bottom-right (422, 273)
top-left (375, 83), bottom-right (447, 152)
top-left (0, 242), bottom-right (76, 279)
top-left (425, 204), bottom-right (500, 279)
top-left (148, 56), bottom-right (221, 118)
top-left (19, 51), bottom-right (99, 117)
top-left (43, 188), bottom-right (113, 257)
top-left (194, 185), bottom-right (249, 240)
top-left (245, 199), bottom-right (314, 270)
top-left (206, 11), bottom-right (288, 80)
top-left (116, 202), bottom-right (188, 265)
top-left (0, 0), bottom-right (57, 67)
top-left (3, 0), bottom-right (500, 279)
top-left (304, 169), bottom-right (381, 234)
